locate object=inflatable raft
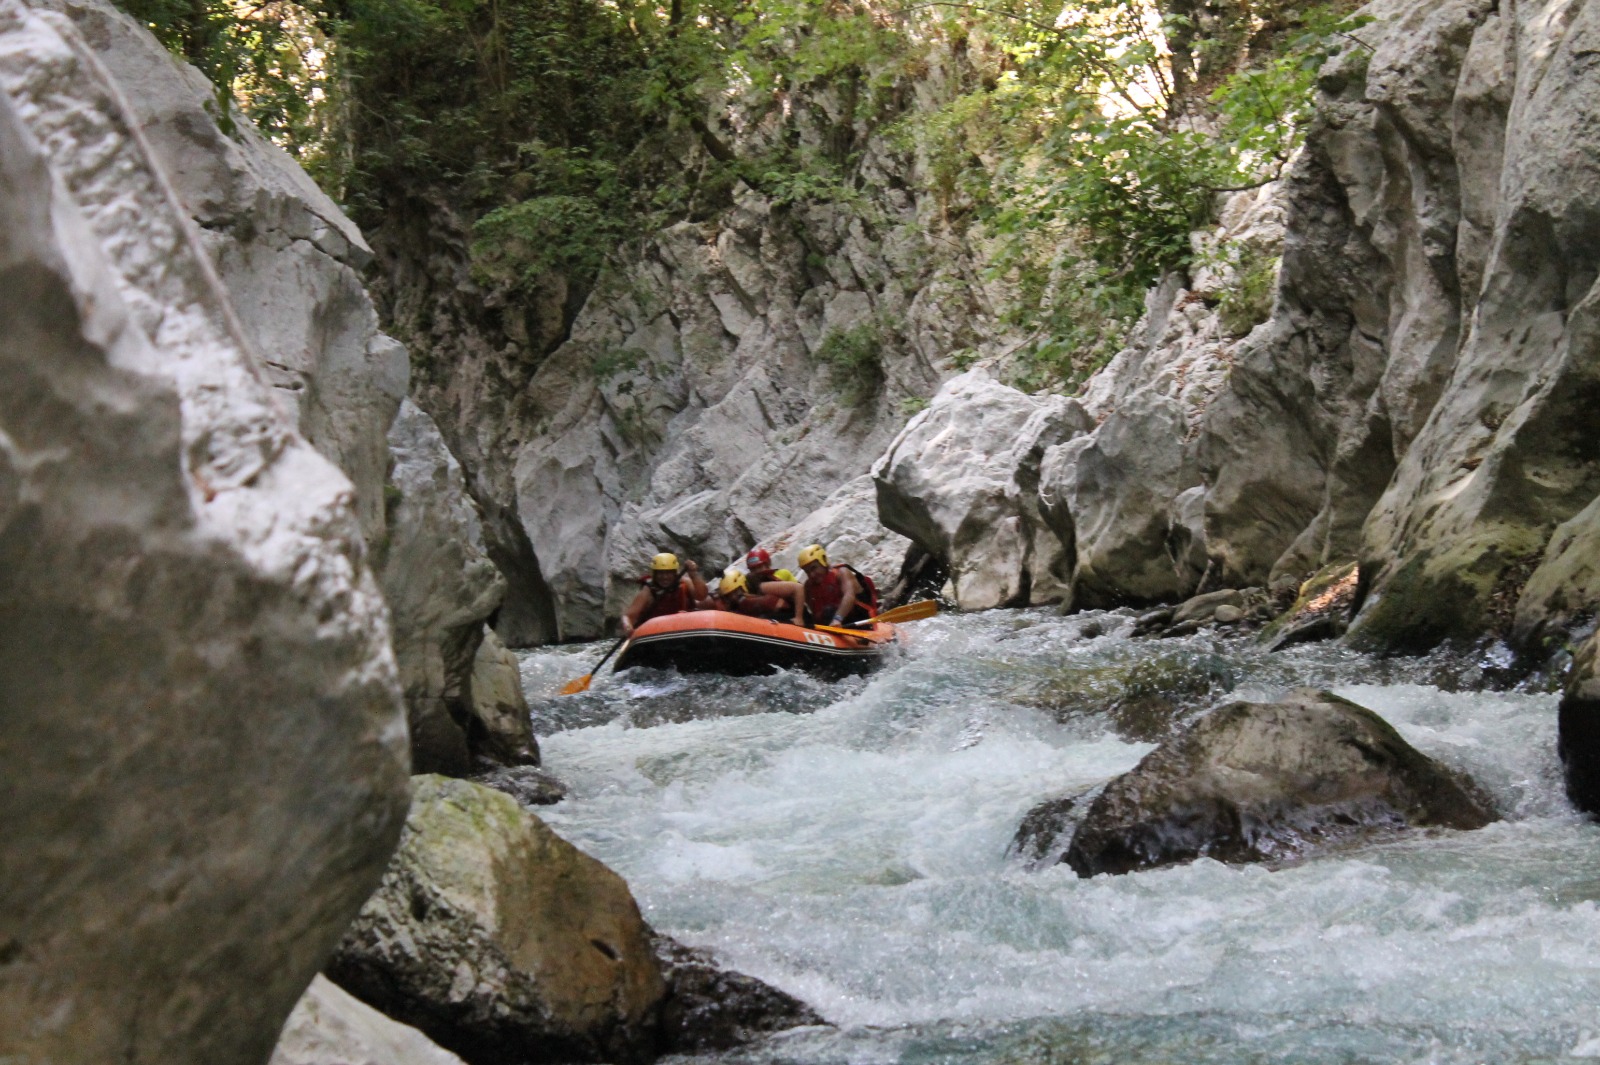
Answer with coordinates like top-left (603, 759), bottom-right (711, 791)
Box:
top-left (613, 611), bottom-right (895, 677)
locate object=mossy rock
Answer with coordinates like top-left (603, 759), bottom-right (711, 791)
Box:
top-left (1014, 651), bottom-right (1239, 742)
top-left (1260, 559), bottom-right (1358, 644)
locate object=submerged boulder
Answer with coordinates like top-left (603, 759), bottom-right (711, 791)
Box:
top-left (1061, 690), bottom-right (1496, 877)
top-left (270, 977), bottom-right (465, 1065)
top-left (1012, 651), bottom-right (1239, 743)
top-left (328, 776), bottom-right (667, 1065)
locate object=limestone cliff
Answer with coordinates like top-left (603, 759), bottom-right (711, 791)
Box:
top-left (0, 4), bottom-right (409, 1062)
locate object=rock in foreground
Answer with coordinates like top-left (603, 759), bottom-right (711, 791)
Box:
top-left (1559, 630), bottom-right (1600, 816)
top-left (651, 935), bottom-right (827, 1054)
top-left (1061, 690), bottom-right (1495, 877)
top-left (0, 8), bottom-right (408, 1065)
top-left (270, 977), bottom-right (465, 1065)
top-left (328, 776), bottom-right (666, 1065)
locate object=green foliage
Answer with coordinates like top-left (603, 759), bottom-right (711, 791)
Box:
top-left (815, 318), bottom-right (889, 405)
top-left (114, 0), bottom-right (1366, 395)
top-left (1211, 241), bottom-right (1281, 336)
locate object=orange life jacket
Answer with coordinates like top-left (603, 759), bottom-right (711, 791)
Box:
top-left (637, 576), bottom-right (694, 623)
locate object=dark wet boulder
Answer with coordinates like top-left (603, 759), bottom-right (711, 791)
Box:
top-left (651, 935), bottom-right (826, 1054)
top-left (1008, 794), bottom-right (1092, 868)
top-left (1559, 630), bottom-right (1600, 816)
top-left (1062, 690), bottom-right (1496, 877)
top-left (474, 764), bottom-right (569, 807)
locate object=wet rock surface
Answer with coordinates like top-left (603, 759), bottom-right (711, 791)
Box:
top-left (1061, 690), bottom-right (1497, 877)
top-left (651, 934), bottom-right (828, 1054)
top-left (1559, 630), bottom-right (1600, 816)
top-left (328, 776), bottom-right (667, 1065)
top-left (474, 764), bottom-right (568, 807)
top-left (1012, 650), bottom-right (1239, 743)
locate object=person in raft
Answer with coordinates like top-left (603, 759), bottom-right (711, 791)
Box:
top-left (744, 547), bottom-right (782, 588)
top-left (620, 552), bottom-right (707, 636)
top-left (707, 569), bottom-right (806, 626)
top-left (798, 543), bottom-right (878, 628)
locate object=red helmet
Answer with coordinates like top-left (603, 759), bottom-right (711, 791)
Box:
top-left (746, 548), bottom-right (772, 570)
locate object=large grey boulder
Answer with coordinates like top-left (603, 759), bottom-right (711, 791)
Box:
top-left (270, 978), bottom-right (465, 1065)
top-left (1041, 390), bottom-right (1204, 609)
top-left (48, 0), bottom-right (409, 547)
top-left (327, 776), bottom-right (669, 1065)
top-left (1060, 690), bottom-right (1495, 876)
top-left (874, 369), bottom-right (1089, 609)
top-left (382, 399), bottom-right (509, 774)
top-left (59, 1), bottom-right (513, 760)
top-left (0, 6), bottom-right (409, 1064)
top-left (753, 474), bottom-right (914, 597)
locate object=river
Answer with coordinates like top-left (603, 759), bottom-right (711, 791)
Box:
top-left (518, 608), bottom-right (1600, 1064)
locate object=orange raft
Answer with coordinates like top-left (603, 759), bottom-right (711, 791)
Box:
top-left (612, 611), bottom-right (896, 677)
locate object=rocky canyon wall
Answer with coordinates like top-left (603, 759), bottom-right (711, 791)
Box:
top-left (0, 3), bottom-right (409, 1062)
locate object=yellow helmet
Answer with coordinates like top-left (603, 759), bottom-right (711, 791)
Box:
top-left (719, 571), bottom-right (748, 596)
top-left (798, 543), bottom-right (828, 568)
top-left (773, 568), bottom-right (796, 582)
top-left (651, 552), bottom-right (680, 572)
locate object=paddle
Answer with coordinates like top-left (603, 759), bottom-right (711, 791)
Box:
top-left (854, 599), bottom-right (939, 626)
top-left (813, 600), bottom-right (941, 639)
top-left (559, 635), bottom-right (630, 695)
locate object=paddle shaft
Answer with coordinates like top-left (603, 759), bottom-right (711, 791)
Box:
top-left (559, 633), bottom-right (630, 695)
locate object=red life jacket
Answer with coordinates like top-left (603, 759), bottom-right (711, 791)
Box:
top-left (804, 565), bottom-right (875, 624)
top-left (637, 576), bottom-right (694, 623)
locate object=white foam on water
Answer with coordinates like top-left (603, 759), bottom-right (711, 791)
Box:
top-left (528, 611), bottom-right (1598, 1061)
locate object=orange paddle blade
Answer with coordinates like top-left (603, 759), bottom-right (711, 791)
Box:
top-left (559, 673), bottom-right (594, 695)
top-left (871, 599), bottom-right (939, 625)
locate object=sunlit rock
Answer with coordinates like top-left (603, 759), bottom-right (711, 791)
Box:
top-left (1060, 690), bottom-right (1496, 876)
top-left (873, 369), bottom-right (1089, 609)
top-left (327, 776), bottom-right (669, 1064)
top-left (270, 977), bottom-right (465, 1065)
top-left (0, 6), bottom-right (408, 1063)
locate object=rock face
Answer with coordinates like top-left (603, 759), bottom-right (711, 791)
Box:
top-left (62, 0), bottom-right (508, 770)
top-left (1349, 0), bottom-right (1600, 651)
top-left (270, 977), bottom-right (465, 1065)
top-left (0, 5), bottom-right (409, 1064)
top-left (382, 399), bottom-right (510, 773)
top-left (1559, 631), bottom-right (1600, 816)
top-left (874, 370), bottom-right (1090, 609)
top-left (1060, 690), bottom-right (1495, 876)
top-left (379, 50), bottom-right (1032, 642)
top-left (327, 776), bottom-right (668, 1065)
top-left (49, 0), bottom-right (409, 547)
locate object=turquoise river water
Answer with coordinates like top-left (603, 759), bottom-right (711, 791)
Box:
top-left (518, 608), bottom-right (1600, 1065)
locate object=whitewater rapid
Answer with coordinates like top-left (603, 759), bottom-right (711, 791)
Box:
top-left (519, 609), bottom-right (1600, 1064)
